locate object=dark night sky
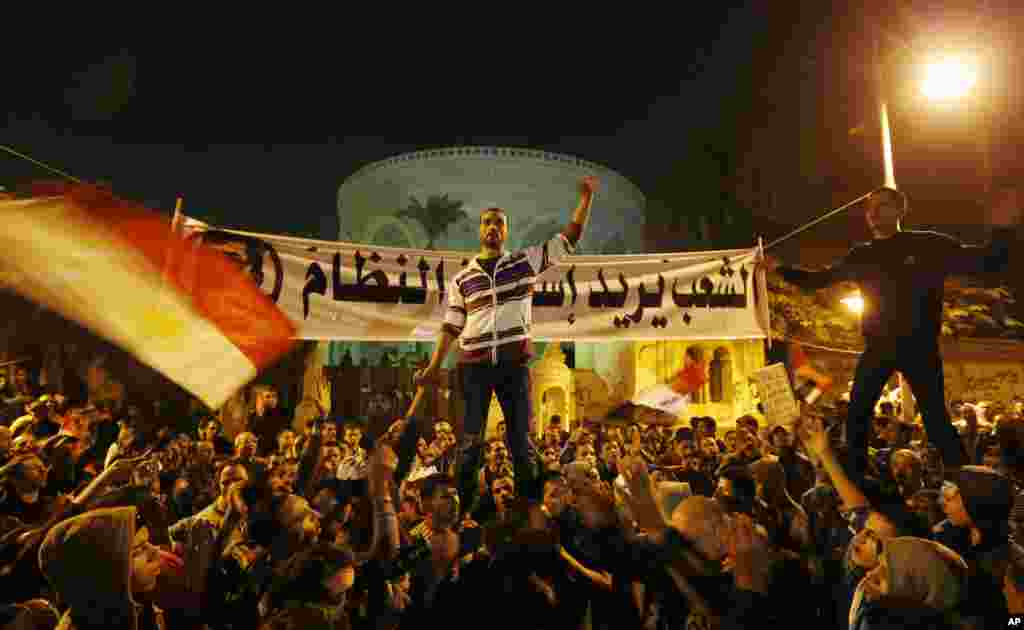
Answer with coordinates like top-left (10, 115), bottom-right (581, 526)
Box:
top-left (3, 2), bottom-right (1018, 249)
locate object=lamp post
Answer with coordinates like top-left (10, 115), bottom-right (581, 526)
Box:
top-left (874, 31), bottom-right (989, 194)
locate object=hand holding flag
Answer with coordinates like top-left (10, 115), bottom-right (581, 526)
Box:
top-left (603, 359), bottom-right (709, 426)
top-left (788, 342), bottom-right (832, 404)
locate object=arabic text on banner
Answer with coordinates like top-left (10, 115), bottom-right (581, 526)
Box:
top-left (182, 218), bottom-right (769, 342)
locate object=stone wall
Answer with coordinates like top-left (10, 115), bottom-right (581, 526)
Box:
top-left (804, 338), bottom-right (1024, 408)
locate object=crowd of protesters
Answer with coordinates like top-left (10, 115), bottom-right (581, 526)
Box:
top-left (1, 360), bottom-right (1023, 630)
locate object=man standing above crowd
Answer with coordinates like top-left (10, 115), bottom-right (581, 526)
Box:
top-left (765, 185), bottom-right (1019, 483)
top-left (416, 176), bottom-right (598, 506)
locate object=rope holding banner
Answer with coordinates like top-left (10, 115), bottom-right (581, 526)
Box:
top-left (757, 236), bottom-right (772, 349)
top-left (765, 190), bottom-right (876, 251)
top-left (0, 144), bottom-right (85, 185)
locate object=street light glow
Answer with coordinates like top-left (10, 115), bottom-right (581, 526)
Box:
top-left (921, 57), bottom-right (977, 101)
top-left (842, 293), bottom-right (865, 315)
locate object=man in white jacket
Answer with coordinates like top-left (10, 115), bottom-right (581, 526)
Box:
top-left (416, 176), bottom-right (598, 506)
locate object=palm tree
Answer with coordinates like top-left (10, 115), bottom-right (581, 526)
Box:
top-left (396, 194), bottom-right (468, 250)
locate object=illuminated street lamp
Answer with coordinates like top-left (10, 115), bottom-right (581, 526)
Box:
top-left (921, 57), bottom-right (978, 101)
top-left (841, 292), bottom-right (865, 315)
top-left (874, 33), bottom-right (988, 191)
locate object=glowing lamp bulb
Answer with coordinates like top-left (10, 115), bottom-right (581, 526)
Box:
top-left (842, 293), bottom-right (865, 315)
top-left (921, 58), bottom-right (977, 101)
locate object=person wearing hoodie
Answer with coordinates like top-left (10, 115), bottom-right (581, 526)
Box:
top-left (0, 453), bottom-right (157, 607)
top-left (930, 465), bottom-right (1013, 627)
top-left (38, 507), bottom-right (164, 630)
top-left (849, 537), bottom-right (967, 630)
top-left (798, 411), bottom-right (932, 629)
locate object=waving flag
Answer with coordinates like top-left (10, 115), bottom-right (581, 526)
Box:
top-left (787, 342), bottom-right (833, 404)
top-left (604, 360), bottom-right (709, 426)
top-left (0, 184), bottom-right (295, 408)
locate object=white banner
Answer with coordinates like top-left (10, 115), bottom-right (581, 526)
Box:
top-left (182, 218), bottom-right (769, 342)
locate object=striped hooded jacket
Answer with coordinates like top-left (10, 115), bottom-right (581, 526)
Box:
top-left (442, 225), bottom-right (580, 364)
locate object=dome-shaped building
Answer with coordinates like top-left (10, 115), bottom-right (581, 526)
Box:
top-left (329, 147), bottom-right (647, 370)
top-left (337, 146), bottom-right (646, 255)
top-left (319, 147), bottom-right (772, 434)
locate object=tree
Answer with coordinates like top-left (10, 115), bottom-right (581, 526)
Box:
top-left (768, 273), bottom-right (1024, 350)
top-left (396, 194), bottom-right (468, 250)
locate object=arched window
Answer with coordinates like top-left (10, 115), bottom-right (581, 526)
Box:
top-left (710, 347), bottom-right (733, 403)
top-left (542, 387), bottom-right (566, 424)
top-left (686, 346), bottom-right (708, 404)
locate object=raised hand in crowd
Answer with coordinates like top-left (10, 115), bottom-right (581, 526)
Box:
top-left (580, 175), bottom-right (600, 196)
top-left (571, 472), bottom-right (618, 531)
top-left (413, 363), bottom-right (441, 387)
top-left (619, 455), bottom-right (665, 536)
top-left (726, 513), bottom-right (772, 594)
top-left (797, 408), bottom-right (870, 512)
top-left (73, 451), bottom-right (155, 507)
top-left (367, 443), bottom-right (398, 498)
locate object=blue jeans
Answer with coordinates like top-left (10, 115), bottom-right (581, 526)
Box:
top-left (458, 362), bottom-right (536, 506)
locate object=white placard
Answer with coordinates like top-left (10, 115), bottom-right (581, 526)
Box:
top-left (752, 363), bottom-right (800, 426)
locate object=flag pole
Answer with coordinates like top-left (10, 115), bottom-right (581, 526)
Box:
top-left (161, 197), bottom-right (185, 286)
top-left (170, 197), bottom-right (184, 234)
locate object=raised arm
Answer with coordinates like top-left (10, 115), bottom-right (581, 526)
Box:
top-left (296, 421), bottom-right (323, 498)
top-left (73, 452), bottom-right (148, 508)
top-left (941, 229), bottom-right (1013, 275)
top-left (798, 412), bottom-right (869, 511)
top-left (355, 445), bottom-right (400, 564)
top-left (564, 176), bottom-right (598, 246)
top-left (945, 185), bottom-right (1019, 274)
top-left (766, 253), bottom-right (857, 291)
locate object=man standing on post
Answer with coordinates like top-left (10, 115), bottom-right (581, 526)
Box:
top-left (764, 185), bottom-right (1018, 483)
top-left (415, 175), bottom-right (598, 507)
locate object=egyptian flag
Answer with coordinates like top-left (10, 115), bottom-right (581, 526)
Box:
top-left (767, 340), bottom-right (832, 405)
top-left (606, 360), bottom-right (708, 425)
top-left (0, 184), bottom-right (296, 409)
